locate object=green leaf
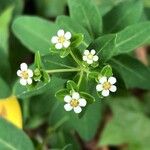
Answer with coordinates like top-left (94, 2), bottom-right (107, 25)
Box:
top-left (12, 16), bottom-right (58, 55)
top-left (13, 79), bottom-right (51, 99)
top-left (80, 92), bottom-right (95, 103)
top-left (55, 89), bottom-right (69, 100)
top-left (0, 6), bottom-right (14, 54)
top-left (66, 80), bottom-right (78, 92)
top-left (69, 100), bottom-right (102, 141)
top-left (68, 0), bottom-right (102, 38)
top-left (99, 97), bottom-right (150, 149)
top-left (56, 16), bottom-right (92, 49)
top-left (0, 118), bottom-right (34, 150)
top-left (109, 55), bottom-right (150, 90)
top-left (0, 76), bottom-right (11, 99)
top-left (89, 34), bottom-right (116, 62)
top-left (42, 53), bottom-right (76, 70)
top-left (60, 48), bottom-right (71, 58)
top-left (113, 22), bottom-right (150, 56)
top-left (42, 53), bottom-right (77, 78)
top-left (103, 0), bottom-right (143, 33)
top-left (71, 33), bottom-right (84, 48)
top-left (90, 22), bottom-right (150, 61)
top-left (100, 65), bottom-right (113, 77)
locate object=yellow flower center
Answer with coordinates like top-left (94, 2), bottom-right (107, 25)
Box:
top-left (103, 82), bottom-right (111, 90)
top-left (0, 105), bottom-right (7, 118)
top-left (70, 99), bottom-right (79, 107)
top-left (21, 71), bottom-right (29, 79)
top-left (87, 53), bottom-right (93, 60)
top-left (58, 36), bottom-right (65, 44)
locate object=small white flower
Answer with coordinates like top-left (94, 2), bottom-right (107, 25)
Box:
top-left (51, 29), bottom-right (72, 49)
top-left (96, 76), bottom-right (117, 97)
top-left (83, 49), bottom-right (99, 64)
top-left (64, 92), bottom-right (87, 114)
top-left (17, 63), bottom-right (33, 86)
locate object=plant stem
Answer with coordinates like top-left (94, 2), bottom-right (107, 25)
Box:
top-left (82, 41), bottom-right (89, 48)
top-left (77, 71), bottom-right (84, 87)
top-left (46, 68), bottom-right (80, 73)
top-left (70, 50), bottom-right (82, 66)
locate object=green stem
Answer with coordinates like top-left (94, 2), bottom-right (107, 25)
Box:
top-left (82, 41), bottom-right (89, 48)
top-left (77, 71), bottom-right (84, 87)
top-left (70, 50), bottom-right (82, 66)
top-left (46, 68), bottom-right (80, 73)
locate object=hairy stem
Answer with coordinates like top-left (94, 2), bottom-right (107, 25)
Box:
top-left (46, 68), bottom-right (80, 73)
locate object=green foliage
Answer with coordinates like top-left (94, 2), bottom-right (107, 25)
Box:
top-left (109, 55), bottom-right (150, 89)
top-left (103, 0), bottom-right (143, 33)
top-left (90, 22), bottom-right (150, 61)
top-left (0, 119), bottom-right (34, 150)
top-left (0, 0), bottom-right (149, 149)
top-left (12, 16), bottom-right (58, 55)
top-left (99, 97), bottom-right (150, 150)
top-left (68, 0), bottom-right (102, 38)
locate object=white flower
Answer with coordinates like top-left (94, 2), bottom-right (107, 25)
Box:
top-left (83, 49), bottom-right (99, 65)
top-left (51, 29), bottom-right (72, 49)
top-left (64, 92), bottom-right (87, 114)
top-left (17, 63), bottom-right (33, 86)
top-left (96, 76), bottom-right (117, 97)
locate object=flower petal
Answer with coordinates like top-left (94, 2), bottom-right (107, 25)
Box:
top-left (64, 104), bottom-right (72, 111)
top-left (79, 98), bottom-right (87, 107)
top-left (74, 106), bottom-right (82, 113)
top-left (27, 78), bottom-right (32, 85)
top-left (28, 69), bottom-right (33, 77)
top-left (20, 78), bottom-right (27, 86)
top-left (72, 92), bottom-right (80, 100)
top-left (20, 63), bottom-right (28, 71)
top-left (87, 59), bottom-right (93, 64)
top-left (64, 32), bottom-right (71, 40)
top-left (91, 49), bottom-right (96, 55)
top-left (93, 55), bottom-right (99, 61)
top-left (102, 90), bottom-right (110, 97)
top-left (17, 70), bottom-right (22, 77)
top-left (84, 50), bottom-right (89, 55)
top-left (110, 85), bottom-right (117, 92)
top-left (51, 36), bottom-right (58, 44)
top-left (64, 95), bottom-right (72, 103)
top-left (99, 76), bottom-right (107, 84)
top-left (63, 40), bottom-right (70, 48)
top-left (57, 29), bottom-right (65, 36)
top-left (96, 84), bottom-right (103, 91)
top-left (108, 77), bottom-right (117, 84)
top-left (83, 56), bottom-right (87, 61)
top-left (55, 43), bottom-right (63, 49)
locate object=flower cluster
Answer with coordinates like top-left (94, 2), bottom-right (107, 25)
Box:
top-left (17, 29), bottom-right (117, 114)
